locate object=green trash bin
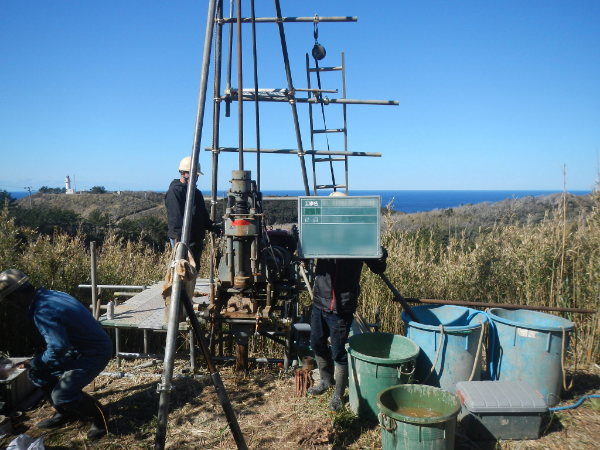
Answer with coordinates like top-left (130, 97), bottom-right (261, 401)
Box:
top-left (346, 333), bottom-right (420, 422)
top-left (377, 384), bottom-right (461, 450)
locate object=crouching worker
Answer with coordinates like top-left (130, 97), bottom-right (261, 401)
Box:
top-left (308, 248), bottom-right (388, 413)
top-left (0, 270), bottom-right (112, 439)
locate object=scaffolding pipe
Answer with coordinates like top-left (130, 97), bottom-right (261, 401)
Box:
top-left (209, 0), bottom-right (224, 302)
top-left (212, 356), bottom-right (285, 364)
top-left (219, 16), bottom-right (357, 23)
top-left (90, 242), bottom-right (97, 317)
top-left (403, 298), bottom-right (596, 314)
top-left (236, 0), bottom-right (244, 170)
top-left (79, 284), bottom-right (148, 290)
top-left (342, 51), bottom-right (349, 193)
top-left (225, 0), bottom-right (234, 117)
top-left (155, 0), bottom-right (225, 448)
top-left (206, 147), bottom-right (381, 157)
top-left (219, 95), bottom-right (399, 105)
top-left (250, 0), bottom-right (261, 190)
top-left (273, 0), bottom-right (310, 195)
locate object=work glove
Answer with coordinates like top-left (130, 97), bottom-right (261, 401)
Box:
top-left (369, 247), bottom-right (388, 275)
top-left (28, 366), bottom-right (59, 388)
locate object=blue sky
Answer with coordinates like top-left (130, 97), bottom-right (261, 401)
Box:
top-left (1, 1), bottom-right (598, 193)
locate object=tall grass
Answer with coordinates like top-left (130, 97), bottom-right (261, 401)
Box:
top-left (2, 192), bottom-right (599, 366)
top-left (359, 192), bottom-right (600, 366)
top-left (0, 206), bottom-right (168, 356)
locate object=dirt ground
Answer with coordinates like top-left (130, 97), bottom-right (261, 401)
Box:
top-left (1, 360), bottom-right (599, 450)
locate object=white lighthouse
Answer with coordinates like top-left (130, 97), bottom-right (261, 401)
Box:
top-left (65, 175), bottom-right (75, 194)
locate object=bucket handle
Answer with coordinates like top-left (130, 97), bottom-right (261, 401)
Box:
top-left (398, 362), bottom-right (416, 379)
top-left (378, 412), bottom-right (396, 432)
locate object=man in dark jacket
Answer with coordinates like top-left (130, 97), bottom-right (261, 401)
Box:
top-left (308, 250), bottom-right (387, 413)
top-left (165, 156), bottom-right (220, 269)
top-left (0, 269), bottom-right (112, 439)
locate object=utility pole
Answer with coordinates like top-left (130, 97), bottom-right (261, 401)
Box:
top-left (24, 187), bottom-right (32, 208)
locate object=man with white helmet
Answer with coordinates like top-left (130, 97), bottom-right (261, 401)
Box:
top-left (307, 191), bottom-right (388, 413)
top-left (165, 156), bottom-right (221, 269)
top-left (0, 269), bottom-right (112, 439)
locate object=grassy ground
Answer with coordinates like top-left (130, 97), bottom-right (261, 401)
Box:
top-left (2, 358), bottom-right (599, 450)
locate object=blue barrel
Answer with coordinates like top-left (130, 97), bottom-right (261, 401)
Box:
top-left (487, 308), bottom-right (574, 407)
top-left (402, 305), bottom-right (487, 394)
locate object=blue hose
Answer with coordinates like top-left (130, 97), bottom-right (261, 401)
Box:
top-left (549, 394), bottom-right (600, 412)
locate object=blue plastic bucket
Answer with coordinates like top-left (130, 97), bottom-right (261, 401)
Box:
top-left (402, 305), bottom-right (487, 394)
top-left (487, 308), bottom-right (574, 407)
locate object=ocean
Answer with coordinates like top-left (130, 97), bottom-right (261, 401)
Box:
top-left (261, 189), bottom-right (592, 213)
top-left (8, 189), bottom-right (591, 214)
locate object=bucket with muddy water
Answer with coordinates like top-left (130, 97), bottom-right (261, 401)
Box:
top-left (376, 384), bottom-right (461, 450)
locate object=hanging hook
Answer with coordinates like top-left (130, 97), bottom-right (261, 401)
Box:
top-left (312, 14), bottom-right (325, 60)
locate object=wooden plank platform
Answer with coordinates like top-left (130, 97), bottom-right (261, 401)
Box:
top-left (98, 279), bottom-right (211, 331)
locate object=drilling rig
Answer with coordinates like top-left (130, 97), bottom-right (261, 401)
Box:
top-left (192, 1), bottom-right (398, 372)
top-left (156, 2), bottom-right (397, 447)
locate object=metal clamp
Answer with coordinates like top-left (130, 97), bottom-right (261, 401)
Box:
top-left (156, 383), bottom-right (173, 394)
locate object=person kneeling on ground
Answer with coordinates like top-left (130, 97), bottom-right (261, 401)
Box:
top-left (0, 270), bottom-right (112, 439)
top-left (308, 249), bottom-right (388, 413)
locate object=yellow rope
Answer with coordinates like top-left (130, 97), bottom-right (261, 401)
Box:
top-left (422, 324), bottom-right (444, 384)
top-left (469, 322), bottom-right (486, 382)
top-left (561, 326), bottom-right (574, 391)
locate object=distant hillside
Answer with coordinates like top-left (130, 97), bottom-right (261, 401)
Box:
top-left (16, 191), bottom-right (299, 226)
top-left (17, 190), bottom-right (594, 231)
top-left (18, 191), bottom-right (167, 223)
top-left (387, 192), bottom-right (595, 235)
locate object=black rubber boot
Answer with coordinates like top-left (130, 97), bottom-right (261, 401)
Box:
top-left (74, 393), bottom-right (109, 439)
top-left (37, 406), bottom-right (77, 429)
top-left (329, 364), bottom-right (348, 414)
top-left (307, 352), bottom-right (334, 396)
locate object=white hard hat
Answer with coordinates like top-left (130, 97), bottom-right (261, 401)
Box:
top-left (178, 156), bottom-right (203, 176)
top-left (0, 269), bottom-right (30, 300)
top-left (329, 191), bottom-right (347, 197)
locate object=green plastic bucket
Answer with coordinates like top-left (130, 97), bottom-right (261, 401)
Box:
top-left (346, 333), bottom-right (420, 422)
top-left (377, 384), bottom-right (461, 450)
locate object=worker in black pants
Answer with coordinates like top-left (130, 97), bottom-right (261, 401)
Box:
top-left (308, 250), bottom-right (387, 413)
